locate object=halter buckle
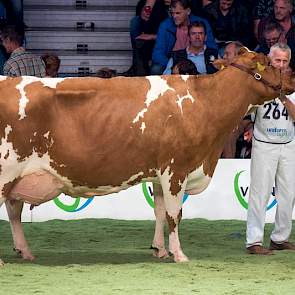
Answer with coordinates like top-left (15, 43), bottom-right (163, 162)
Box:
top-left (254, 73), bottom-right (262, 80)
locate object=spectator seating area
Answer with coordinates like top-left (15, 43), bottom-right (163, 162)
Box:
top-left (23, 0), bottom-right (138, 76)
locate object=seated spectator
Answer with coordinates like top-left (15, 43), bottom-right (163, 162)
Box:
top-left (96, 67), bottom-right (117, 78)
top-left (126, 0), bottom-right (169, 76)
top-left (172, 58), bottom-right (199, 74)
top-left (256, 21), bottom-right (284, 54)
top-left (163, 21), bottom-right (218, 74)
top-left (0, 25), bottom-right (45, 77)
top-left (42, 54), bottom-right (60, 77)
top-left (151, 0), bottom-right (217, 75)
top-left (202, 0), bottom-right (255, 49)
top-left (191, 0), bottom-right (214, 17)
top-left (258, 0), bottom-right (294, 44)
top-left (257, 0), bottom-right (295, 69)
top-left (222, 40), bottom-right (243, 62)
top-left (253, 0), bottom-right (295, 40)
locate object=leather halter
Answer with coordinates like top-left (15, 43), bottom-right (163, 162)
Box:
top-left (231, 62), bottom-right (282, 93)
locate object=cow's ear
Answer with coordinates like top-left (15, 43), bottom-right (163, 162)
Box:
top-left (238, 47), bottom-right (250, 55)
top-left (213, 59), bottom-right (228, 70)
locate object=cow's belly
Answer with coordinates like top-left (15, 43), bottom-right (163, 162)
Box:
top-left (7, 170), bottom-right (147, 205)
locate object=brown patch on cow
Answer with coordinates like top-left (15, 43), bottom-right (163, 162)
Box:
top-left (45, 76), bottom-right (159, 188)
top-left (166, 210), bottom-right (182, 233)
top-left (2, 178), bottom-right (20, 198)
top-left (166, 212), bottom-right (176, 233)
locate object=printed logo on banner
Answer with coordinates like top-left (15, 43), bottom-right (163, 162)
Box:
top-left (54, 194), bottom-right (94, 212)
top-left (142, 182), bottom-right (189, 208)
top-left (234, 170), bottom-right (277, 210)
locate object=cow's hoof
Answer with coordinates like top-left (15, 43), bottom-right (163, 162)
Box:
top-left (22, 252), bottom-right (35, 261)
top-left (14, 248), bottom-right (35, 261)
top-left (152, 248), bottom-right (169, 259)
top-left (172, 253), bottom-right (189, 263)
top-left (0, 259), bottom-right (4, 267)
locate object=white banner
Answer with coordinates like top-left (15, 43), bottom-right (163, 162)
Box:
top-left (0, 159), bottom-right (291, 222)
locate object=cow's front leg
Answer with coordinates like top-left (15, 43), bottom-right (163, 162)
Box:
top-left (5, 200), bottom-right (35, 261)
top-left (151, 183), bottom-right (169, 259)
top-left (158, 170), bottom-right (188, 263)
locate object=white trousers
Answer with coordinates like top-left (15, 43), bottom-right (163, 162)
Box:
top-left (246, 138), bottom-right (295, 247)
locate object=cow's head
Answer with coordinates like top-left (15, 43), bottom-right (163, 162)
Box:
top-left (214, 47), bottom-right (295, 104)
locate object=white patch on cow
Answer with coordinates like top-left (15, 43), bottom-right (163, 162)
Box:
top-left (33, 132), bottom-right (37, 136)
top-left (176, 90), bottom-right (194, 113)
top-left (41, 78), bottom-right (65, 89)
top-left (133, 76), bottom-right (175, 124)
top-left (59, 164), bottom-right (66, 168)
top-left (0, 76), bottom-right (7, 81)
top-left (146, 76), bottom-right (174, 105)
top-left (16, 76), bottom-right (41, 120)
top-left (43, 131), bottom-right (50, 139)
top-left (171, 158), bottom-right (174, 164)
top-left (140, 122), bottom-right (146, 133)
top-left (180, 75), bottom-right (189, 82)
top-left (133, 108), bottom-right (147, 123)
top-left (185, 165), bottom-right (211, 195)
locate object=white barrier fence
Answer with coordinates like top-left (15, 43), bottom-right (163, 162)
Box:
top-left (0, 159), bottom-right (291, 222)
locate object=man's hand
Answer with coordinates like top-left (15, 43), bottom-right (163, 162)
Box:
top-left (135, 33), bottom-right (156, 41)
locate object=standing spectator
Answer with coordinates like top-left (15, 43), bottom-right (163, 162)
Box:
top-left (1, 25), bottom-right (45, 77)
top-left (151, 0), bottom-right (217, 75)
top-left (163, 21), bottom-right (218, 74)
top-left (246, 43), bottom-right (295, 255)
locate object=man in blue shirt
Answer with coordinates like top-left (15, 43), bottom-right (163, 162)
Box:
top-left (163, 21), bottom-right (218, 74)
top-left (151, 0), bottom-right (217, 74)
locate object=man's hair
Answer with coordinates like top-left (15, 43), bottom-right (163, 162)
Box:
top-left (173, 58), bottom-right (199, 75)
top-left (225, 41), bottom-right (243, 54)
top-left (0, 25), bottom-right (23, 45)
top-left (170, 0), bottom-right (191, 9)
top-left (263, 21), bottom-right (283, 36)
top-left (275, 0), bottom-right (293, 8)
top-left (188, 21), bottom-right (206, 35)
top-left (269, 42), bottom-right (291, 60)
top-left (96, 67), bottom-right (117, 78)
top-left (42, 54), bottom-right (61, 77)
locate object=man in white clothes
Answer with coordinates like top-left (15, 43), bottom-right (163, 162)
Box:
top-left (246, 42), bottom-right (295, 255)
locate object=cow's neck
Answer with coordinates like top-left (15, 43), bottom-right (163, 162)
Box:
top-left (189, 68), bottom-right (256, 132)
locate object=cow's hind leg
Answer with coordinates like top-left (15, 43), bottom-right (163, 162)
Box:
top-left (158, 170), bottom-right (188, 263)
top-left (0, 197), bottom-right (6, 266)
top-left (151, 183), bottom-right (169, 259)
top-left (5, 200), bottom-right (35, 261)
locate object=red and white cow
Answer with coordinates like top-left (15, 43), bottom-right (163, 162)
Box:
top-left (0, 49), bottom-right (293, 265)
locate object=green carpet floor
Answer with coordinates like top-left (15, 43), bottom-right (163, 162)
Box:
top-left (0, 218), bottom-right (294, 295)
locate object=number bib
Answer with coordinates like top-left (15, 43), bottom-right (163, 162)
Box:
top-left (253, 95), bottom-right (295, 143)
